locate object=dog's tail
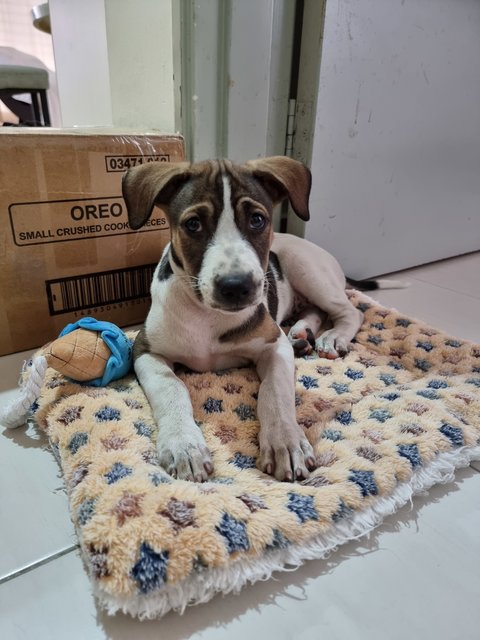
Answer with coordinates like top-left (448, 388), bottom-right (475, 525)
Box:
top-left (346, 277), bottom-right (409, 291)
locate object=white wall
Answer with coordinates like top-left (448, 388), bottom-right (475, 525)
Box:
top-left (49, 0), bottom-right (111, 127)
top-left (49, 0), bottom-right (175, 130)
top-left (104, 0), bottom-right (175, 131)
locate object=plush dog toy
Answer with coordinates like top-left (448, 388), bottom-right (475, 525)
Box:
top-left (0, 318), bottom-right (132, 429)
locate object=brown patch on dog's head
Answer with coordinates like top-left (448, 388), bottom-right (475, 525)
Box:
top-left (166, 161), bottom-right (226, 278)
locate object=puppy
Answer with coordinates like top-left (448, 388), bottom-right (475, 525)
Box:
top-left (122, 157), bottom-right (364, 482)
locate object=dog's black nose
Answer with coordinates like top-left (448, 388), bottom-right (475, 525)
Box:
top-left (215, 274), bottom-right (255, 306)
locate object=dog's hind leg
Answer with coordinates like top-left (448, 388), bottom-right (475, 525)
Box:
top-left (314, 305), bottom-right (363, 359)
top-left (274, 235), bottom-right (364, 359)
top-left (295, 275), bottom-right (363, 358)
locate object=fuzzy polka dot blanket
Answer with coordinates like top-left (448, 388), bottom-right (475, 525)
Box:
top-left (31, 291), bottom-right (480, 619)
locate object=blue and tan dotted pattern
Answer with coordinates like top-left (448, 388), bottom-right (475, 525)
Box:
top-left (31, 291), bottom-right (480, 606)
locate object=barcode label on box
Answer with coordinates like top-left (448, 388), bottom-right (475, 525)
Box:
top-left (46, 264), bottom-right (156, 315)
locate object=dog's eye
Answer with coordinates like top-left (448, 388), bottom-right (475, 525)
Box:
top-left (184, 216), bottom-right (202, 233)
top-left (249, 213), bottom-right (267, 230)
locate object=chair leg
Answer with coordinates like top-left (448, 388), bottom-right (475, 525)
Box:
top-left (39, 90), bottom-right (51, 126)
top-left (31, 91), bottom-right (42, 125)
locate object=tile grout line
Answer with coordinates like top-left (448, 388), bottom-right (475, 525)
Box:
top-left (402, 275), bottom-right (480, 302)
top-left (0, 544), bottom-right (80, 586)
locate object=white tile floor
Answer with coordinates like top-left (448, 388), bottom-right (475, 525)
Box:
top-left (1, 253), bottom-right (479, 640)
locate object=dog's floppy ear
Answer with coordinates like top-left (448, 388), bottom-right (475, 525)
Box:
top-left (244, 156), bottom-right (311, 221)
top-left (122, 162), bottom-right (191, 230)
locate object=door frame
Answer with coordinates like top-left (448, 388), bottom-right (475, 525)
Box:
top-left (174, 0), bottom-right (296, 161)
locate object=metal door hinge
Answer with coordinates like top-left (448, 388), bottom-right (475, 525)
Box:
top-left (284, 98), bottom-right (297, 157)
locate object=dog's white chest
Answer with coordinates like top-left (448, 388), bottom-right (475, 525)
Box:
top-left (145, 280), bottom-right (253, 372)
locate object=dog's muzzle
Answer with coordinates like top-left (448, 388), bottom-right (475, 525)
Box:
top-left (213, 273), bottom-right (258, 310)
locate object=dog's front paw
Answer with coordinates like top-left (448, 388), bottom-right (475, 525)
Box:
top-left (258, 429), bottom-right (316, 482)
top-left (157, 427), bottom-right (214, 482)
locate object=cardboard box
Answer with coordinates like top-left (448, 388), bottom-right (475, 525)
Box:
top-left (0, 128), bottom-right (184, 355)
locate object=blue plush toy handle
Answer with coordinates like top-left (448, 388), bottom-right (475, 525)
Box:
top-left (59, 318), bottom-right (133, 386)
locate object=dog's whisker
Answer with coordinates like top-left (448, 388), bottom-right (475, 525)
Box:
top-left (175, 274), bottom-right (201, 287)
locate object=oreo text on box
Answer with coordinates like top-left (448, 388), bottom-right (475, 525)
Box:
top-left (9, 196), bottom-right (168, 246)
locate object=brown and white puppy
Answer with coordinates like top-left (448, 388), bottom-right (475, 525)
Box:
top-left (122, 157), bottom-right (363, 482)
